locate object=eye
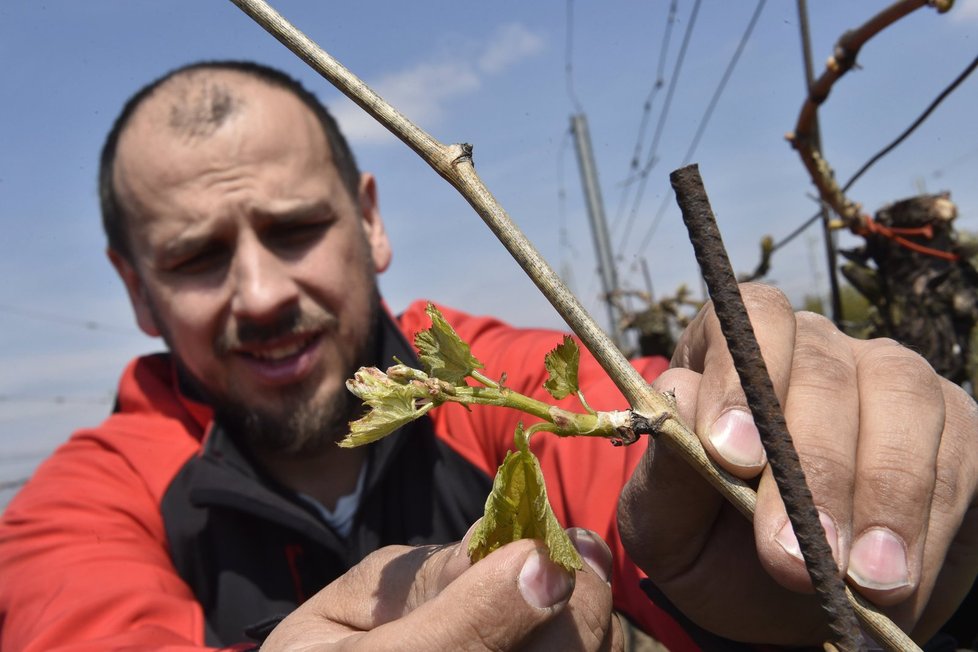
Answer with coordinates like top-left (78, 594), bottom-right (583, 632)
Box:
top-left (167, 245), bottom-right (229, 275)
top-left (267, 221), bottom-right (330, 249)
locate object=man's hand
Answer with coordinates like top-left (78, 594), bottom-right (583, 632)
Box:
top-left (618, 283), bottom-right (978, 646)
top-left (261, 526), bottom-right (622, 651)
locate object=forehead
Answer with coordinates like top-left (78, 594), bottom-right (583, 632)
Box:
top-left (124, 69), bottom-right (323, 143)
top-left (112, 71), bottom-right (340, 218)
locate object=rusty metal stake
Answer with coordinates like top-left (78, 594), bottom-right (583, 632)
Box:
top-left (670, 164), bottom-right (862, 651)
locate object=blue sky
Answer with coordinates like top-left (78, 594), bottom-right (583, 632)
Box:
top-left (2, 1), bottom-right (977, 502)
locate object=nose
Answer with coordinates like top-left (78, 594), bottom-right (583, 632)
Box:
top-left (229, 232), bottom-right (300, 323)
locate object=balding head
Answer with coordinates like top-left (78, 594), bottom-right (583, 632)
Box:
top-left (155, 68), bottom-right (242, 141)
top-left (99, 61), bottom-right (360, 262)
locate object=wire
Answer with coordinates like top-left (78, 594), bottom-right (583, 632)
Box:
top-left (632, 0), bottom-right (766, 257)
top-left (767, 51), bottom-right (978, 256)
top-left (622, 1), bottom-right (678, 184)
top-left (0, 449), bottom-right (61, 463)
top-left (680, 0), bottom-right (766, 164)
top-left (0, 394), bottom-right (114, 406)
top-left (0, 478), bottom-right (29, 492)
top-left (556, 128), bottom-right (582, 261)
top-left (565, 0), bottom-right (584, 113)
top-left (771, 208), bottom-right (823, 253)
top-left (635, 193), bottom-right (675, 258)
top-left (0, 303), bottom-right (137, 334)
top-left (611, 0), bottom-right (679, 237)
top-left (931, 144), bottom-right (978, 179)
top-left (616, 0), bottom-right (703, 253)
top-left (841, 52), bottom-right (978, 194)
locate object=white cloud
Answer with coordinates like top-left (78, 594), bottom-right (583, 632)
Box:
top-left (332, 60), bottom-right (480, 144)
top-left (478, 23), bottom-right (546, 74)
top-left (332, 23), bottom-right (545, 145)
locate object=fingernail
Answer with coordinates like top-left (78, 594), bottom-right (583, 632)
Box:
top-left (567, 528), bottom-right (612, 583)
top-left (519, 549), bottom-right (574, 609)
top-left (848, 528), bottom-right (910, 591)
top-left (775, 510), bottom-right (841, 565)
top-left (708, 409), bottom-right (766, 468)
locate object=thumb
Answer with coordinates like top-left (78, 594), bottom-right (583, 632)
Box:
top-left (360, 539), bottom-right (575, 650)
top-left (619, 367), bottom-right (724, 578)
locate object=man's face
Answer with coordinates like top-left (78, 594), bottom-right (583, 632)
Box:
top-left (110, 74), bottom-right (391, 453)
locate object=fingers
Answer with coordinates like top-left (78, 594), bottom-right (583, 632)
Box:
top-left (621, 284), bottom-right (798, 588)
top-left (912, 380), bottom-right (978, 638)
top-left (672, 283), bottom-right (796, 478)
top-left (262, 526), bottom-right (620, 652)
top-left (619, 367), bottom-right (723, 578)
top-left (844, 338), bottom-right (944, 608)
top-left (753, 311), bottom-right (858, 592)
top-left (359, 534), bottom-right (617, 652)
top-left (623, 279), bottom-right (978, 644)
top-left (365, 541), bottom-right (578, 651)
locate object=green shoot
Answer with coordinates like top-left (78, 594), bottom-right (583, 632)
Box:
top-left (341, 303), bottom-right (637, 571)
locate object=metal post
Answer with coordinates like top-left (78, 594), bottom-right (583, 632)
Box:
top-left (570, 113), bottom-right (623, 348)
top-left (797, 0), bottom-right (844, 327)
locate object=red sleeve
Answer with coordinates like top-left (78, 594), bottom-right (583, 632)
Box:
top-left (0, 357), bottom-right (245, 652)
top-left (398, 301), bottom-right (698, 651)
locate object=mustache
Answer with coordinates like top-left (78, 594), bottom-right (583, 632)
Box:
top-left (216, 307), bottom-right (338, 353)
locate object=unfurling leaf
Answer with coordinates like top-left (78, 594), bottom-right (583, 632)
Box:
top-left (468, 424), bottom-right (583, 572)
top-left (340, 367), bottom-right (433, 447)
top-left (543, 336), bottom-right (580, 400)
top-left (415, 303), bottom-right (485, 384)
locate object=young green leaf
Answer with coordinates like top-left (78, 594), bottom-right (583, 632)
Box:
top-left (340, 367), bottom-right (434, 447)
top-left (468, 424), bottom-right (584, 572)
top-left (543, 335), bottom-right (580, 400)
top-left (414, 303), bottom-right (485, 385)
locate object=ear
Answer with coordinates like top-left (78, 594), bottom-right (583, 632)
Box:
top-left (107, 248), bottom-right (161, 338)
top-left (357, 173), bottom-right (392, 274)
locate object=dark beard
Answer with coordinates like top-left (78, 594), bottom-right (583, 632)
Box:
top-left (211, 376), bottom-right (364, 455)
top-left (161, 291), bottom-right (381, 457)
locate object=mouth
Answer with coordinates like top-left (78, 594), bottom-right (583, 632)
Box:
top-left (234, 331), bottom-right (324, 386)
top-left (244, 333), bottom-right (317, 361)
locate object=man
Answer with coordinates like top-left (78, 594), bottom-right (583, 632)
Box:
top-left (1, 60), bottom-right (975, 651)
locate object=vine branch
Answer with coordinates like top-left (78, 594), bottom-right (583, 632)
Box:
top-left (227, 1), bottom-right (919, 648)
top-left (786, 0), bottom-right (953, 233)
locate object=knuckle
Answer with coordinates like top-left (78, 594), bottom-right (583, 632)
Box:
top-left (740, 282), bottom-right (792, 318)
top-left (857, 345), bottom-right (942, 401)
top-left (798, 440), bottom-right (856, 491)
top-left (794, 309), bottom-right (837, 334)
top-left (943, 377), bottom-right (978, 431)
top-left (933, 381), bottom-right (978, 513)
top-left (861, 455), bottom-right (935, 518)
top-left (932, 453), bottom-right (962, 517)
top-left (788, 314), bottom-right (856, 398)
top-left (458, 618), bottom-right (508, 652)
top-left (434, 595), bottom-right (517, 652)
top-left (791, 334), bottom-right (856, 394)
top-left (408, 545), bottom-right (447, 604)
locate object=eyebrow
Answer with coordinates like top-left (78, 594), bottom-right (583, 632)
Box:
top-left (156, 230), bottom-right (218, 265)
top-left (155, 200), bottom-right (338, 263)
top-left (253, 200), bottom-right (337, 225)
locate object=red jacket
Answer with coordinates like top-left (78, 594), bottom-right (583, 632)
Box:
top-left (0, 301), bottom-right (693, 651)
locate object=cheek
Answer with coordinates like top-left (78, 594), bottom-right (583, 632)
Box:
top-left (153, 289), bottom-right (227, 365)
top-left (304, 235), bottom-right (376, 308)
